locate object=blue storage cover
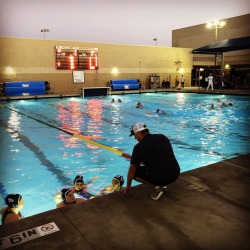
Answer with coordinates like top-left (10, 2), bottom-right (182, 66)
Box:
top-left (4, 81), bottom-right (46, 96)
top-left (111, 79), bottom-right (139, 90)
top-left (5, 81), bottom-right (45, 87)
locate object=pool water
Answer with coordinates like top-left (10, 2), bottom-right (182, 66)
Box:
top-left (0, 92), bottom-right (249, 217)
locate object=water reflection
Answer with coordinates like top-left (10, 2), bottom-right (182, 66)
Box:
top-left (56, 101), bottom-right (84, 148)
top-left (86, 98), bottom-right (103, 140)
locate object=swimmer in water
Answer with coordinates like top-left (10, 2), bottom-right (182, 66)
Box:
top-left (56, 188), bottom-right (84, 208)
top-left (1, 194), bottom-right (24, 225)
top-left (156, 109), bottom-right (167, 115)
top-left (100, 175), bottom-right (124, 194)
top-left (210, 104), bottom-right (214, 110)
top-left (54, 175), bottom-right (98, 202)
top-left (135, 102), bottom-right (143, 108)
top-left (71, 175), bottom-right (98, 200)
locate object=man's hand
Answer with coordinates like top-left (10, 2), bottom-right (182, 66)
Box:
top-left (123, 185), bottom-right (132, 196)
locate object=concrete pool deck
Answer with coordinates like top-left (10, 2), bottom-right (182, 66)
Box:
top-left (0, 153), bottom-right (249, 250)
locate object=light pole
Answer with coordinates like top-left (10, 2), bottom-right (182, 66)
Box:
top-left (198, 68), bottom-right (204, 90)
top-left (206, 20), bottom-right (225, 79)
top-left (206, 20), bottom-right (225, 42)
top-left (153, 38), bottom-right (157, 46)
top-left (41, 29), bottom-right (50, 39)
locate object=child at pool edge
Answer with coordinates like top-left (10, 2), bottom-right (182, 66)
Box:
top-left (54, 175), bottom-right (98, 202)
top-left (72, 175), bottom-right (97, 199)
top-left (56, 188), bottom-right (85, 208)
top-left (100, 175), bottom-right (124, 194)
top-left (1, 194), bottom-right (24, 225)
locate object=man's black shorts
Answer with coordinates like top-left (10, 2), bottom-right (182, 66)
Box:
top-left (134, 166), bottom-right (179, 186)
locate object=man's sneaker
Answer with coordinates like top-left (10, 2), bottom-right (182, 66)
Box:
top-left (151, 186), bottom-right (168, 200)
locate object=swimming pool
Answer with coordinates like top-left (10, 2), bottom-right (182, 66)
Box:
top-left (0, 92), bottom-right (249, 217)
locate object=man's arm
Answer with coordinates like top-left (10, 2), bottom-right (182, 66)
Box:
top-left (123, 163), bottom-right (137, 195)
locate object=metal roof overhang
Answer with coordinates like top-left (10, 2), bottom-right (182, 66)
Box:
top-left (190, 36), bottom-right (250, 54)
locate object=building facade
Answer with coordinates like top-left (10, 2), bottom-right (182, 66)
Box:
top-left (172, 14), bottom-right (250, 87)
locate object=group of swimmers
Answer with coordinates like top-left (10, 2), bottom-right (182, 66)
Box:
top-left (111, 98), bottom-right (122, 103)
top-left (210, 100), bottom-right (234, 110)
top-left (55, 174), bottom-right (124, 208)
top-left (1, 175), bottom-right (124, 225)
top-left (136, 102), bottom-right (167, 114)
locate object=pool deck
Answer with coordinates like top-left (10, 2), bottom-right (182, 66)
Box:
top-left (0, 153), bottom-right (250, 250)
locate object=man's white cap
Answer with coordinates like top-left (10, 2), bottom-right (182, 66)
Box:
top-left (129, 123), bottom-right (147, 137)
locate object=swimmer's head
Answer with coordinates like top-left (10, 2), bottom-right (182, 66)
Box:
top-left (5, 194), bottom-right (22, 208)
top-left (73, 175), bottom-right (84, 184)
top-left (112, 175), bottom-right (124, 190)
top-left (61, 188), bottom-right (71, 201)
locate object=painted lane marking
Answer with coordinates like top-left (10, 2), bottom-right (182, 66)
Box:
top-left (0, 222), bottom-right (60, 249)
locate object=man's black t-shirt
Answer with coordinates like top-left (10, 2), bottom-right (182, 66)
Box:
top-left (130, 133), bottom-right (180, 183)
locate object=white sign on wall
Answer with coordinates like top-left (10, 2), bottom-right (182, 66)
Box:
top-left (73, 71), bottom-right (85, 83)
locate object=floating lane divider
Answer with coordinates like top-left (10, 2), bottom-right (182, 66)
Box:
top-left (72, 134), bottom-right (131, 159)
top-left (2, 104), bottom-right (132, 160)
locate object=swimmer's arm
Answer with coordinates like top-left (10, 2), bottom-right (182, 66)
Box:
top-left (124, 163), bottom-right (136, 195)
top-left (75, 198), bottom-right (85, 204)
top-left (127, 164), bottom-right (136, 186)
top-left (89, 176), bottom-right (99, 182)
top-left (84, 176), bottom-right (99, 186)
top-left (53, 193), bottom-right (62, 202)
top-left (100, 185), bottom-right (113, 193)
top-left (56, 202), bottom-right (66, 208)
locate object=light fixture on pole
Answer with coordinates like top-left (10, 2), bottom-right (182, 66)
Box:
top-left (206, 20), bottom-right (225, 78)
top-left (41, 29), bottom-right (50, 39)
top-left (153, 38), bottom-right (157, 46)
top-left (206, 19), bottom-right (225, 42)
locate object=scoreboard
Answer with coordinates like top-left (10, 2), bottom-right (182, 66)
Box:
top-left (55, 46), bottom-right (98, 70)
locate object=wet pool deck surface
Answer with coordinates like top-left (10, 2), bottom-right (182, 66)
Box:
top-left (0, 153), bottom-right (249, 250)
top-left (0, 88), bottom-right (250, 249)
